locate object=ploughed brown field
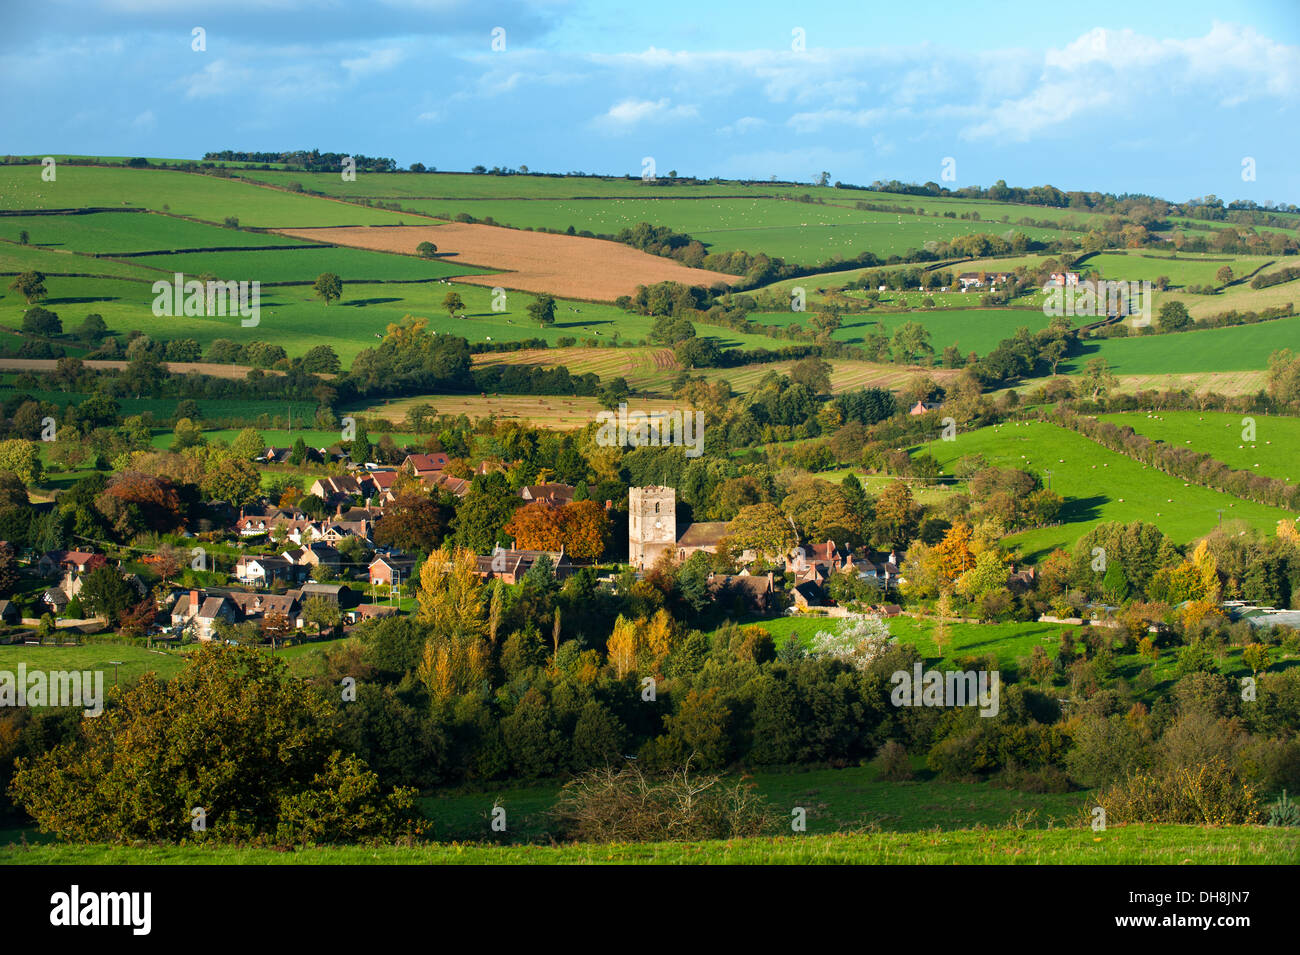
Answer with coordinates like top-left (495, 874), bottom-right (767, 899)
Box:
top-left (274, 223), bottom-right (739, 301)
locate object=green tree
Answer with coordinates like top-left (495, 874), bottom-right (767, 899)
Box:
top-left (229, 427), bottom-right (265, 462)
top-left (442, 291), bottom-right (465, 317)
top-left (890, 321), bottom-right (933, 364)
top-left (313, 272), bottom-right (343, 306)
top-left (8, 270), bottom-right (46, 304)
top-left (1157, 300), bottom-right (1191, 332)
top-left (1078, 357), bottom-right (1118, 400)
top-left (526, 293), bottom-right (556, 328)
top-left (10, 645), bottom-right (421, 844)
top-left (0, 440), bottom-right (43, 485)
top-left (416, 241), bottom-right (438, 258)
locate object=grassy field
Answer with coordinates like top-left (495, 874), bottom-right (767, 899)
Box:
top-left (912, 420), bottom-right (1294, 558)
top-left (1068, 316), bottom-right (1300, 376)
top-left (134, 246), bottom-right (486, 283)
top-left (1083, 251), bottom-right (1277, 288)
top-left (0, 273), bottom-right (745, 363)
top-left (0, 164), bottom-right (418, 227)
top-left (0, 239), bottom-right (168, 280)
top-left (1097, 411), bottom-right (1300, 484)
top-left (0, 643), bottom-right (187, 684)
top-left (0, 211), bottom-right (303, 254)
top-left (1, 824), bottom-right (1292, 864)
top-left (756, 306), bottom-right (1050, 355)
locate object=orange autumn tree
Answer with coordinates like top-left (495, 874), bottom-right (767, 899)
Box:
top-left (504, 501), bottom-right (566, 552)
top-left (504, 500), bottom-right (610, 560)
top-left (933, 521), bottom-right (977, 583)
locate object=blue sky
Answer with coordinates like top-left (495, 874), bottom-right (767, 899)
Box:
top-left (2, 0), bottom-right (1297, 203)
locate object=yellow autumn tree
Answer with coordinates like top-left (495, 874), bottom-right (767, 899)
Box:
top-left (933, 522), bottom-right (977, 583)
top-left (416, 547), bottom-right (490, 701)
top-left (606, 614), bottom-right (638, 679)
top-left (1190, 540), bottom-right (1222, 604)
top-left (1277, 519), bottom-right (1300, 548)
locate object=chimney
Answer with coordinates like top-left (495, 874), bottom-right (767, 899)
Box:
top-left (189, 589), bottom-right (200, 615)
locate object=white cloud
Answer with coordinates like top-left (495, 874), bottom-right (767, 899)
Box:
top-left (342, 46), bottom-right (407, 78)
top-left (595, 97), bottom-right (697, 129)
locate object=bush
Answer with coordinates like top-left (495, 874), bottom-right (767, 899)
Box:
top-left (1095, 760), bottom-right (1261, 825)
top-left (875, 740), bottom-right (913, 781)
top-left (550, 762), bottom-right (770, 843)
top-left (1266, 790), bottom-right (1300, 828)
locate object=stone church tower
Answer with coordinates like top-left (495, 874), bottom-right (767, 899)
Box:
top-left (629, 485), bottom-right (676, 569)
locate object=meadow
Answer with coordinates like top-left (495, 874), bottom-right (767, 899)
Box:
top-left (1096, 410), bottom-right (1300, 484)
top-left (2, 825), bottom-right (1292, 865)
top-left (0, 239), bottom-right (163, 280)
top-left (395, 196), bottom-right (1065, 264)
top-left (1069, 315), bottom-right (1300, 376)
top-left (0, 643), bottom-right (187, 684)
top-left (755, 306), bottom-right (1051, 355)
top-left (0, 211), bottom-right (303, 254)
top-left (0, 164), bottom-right (417, 228)
top-left (1082, 251), bottom-right (1278, 288)
top-left (912, 419), bottom-right (1293, 557)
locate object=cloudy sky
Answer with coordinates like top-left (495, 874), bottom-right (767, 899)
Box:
top-left (2, 0), bottom-right (1297, 203)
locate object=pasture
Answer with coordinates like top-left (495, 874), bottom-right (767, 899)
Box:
top-left (756, 306), bottom-right (1051, 356)
top-left (1083, 251), bottom-right (1277, 289)
top-left (1070, 316), bottom-right (1300, 375)
top-left (136, 246), bottom-right (486, 284)
top-left (911, 419), bottom-right (1294, 557)
top-left (0, 164), bottom-right (416, 227)
top-left (0, 643), bottom-right (187, 685)
top-left (1096, 410), bottom-right (1300, 484)
top-left (357, 393), bottom-right (672, 430)
top-left (0, 211), bottom-right (302, 254)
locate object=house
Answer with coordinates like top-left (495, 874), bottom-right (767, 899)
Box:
top-left (1046, 271), bottom-right (1080, 287)
top-left (37, 550), bottom-right (103, 578)
top-left (706, 572), bottom-right (775, 614)
top-left (233, 554), bottom-right (297, 587)
top-left (474, 549), bottom-right (571, 585)
top-left (520, 484), bottom-right (575, 506)
top-left (310, 475), bottom-right (366, 504)
top-left (171, 590), bottom-right (239, 641)
top-left (42, 588), bottom-right (70, 614)
top-left (402, 453), bottom-right (449, 478)
top-left (369, 554), bottom-right (416, 587)
top-left (908, 400), bottom-right (942, 415)
top-left (0, 600), bottom-right (18, 625)
top-left (792, 580), bottom-right (827, 609)
top-left (422, 472), bottom-right (470, 498)
top-left (297, 542), bottom-right (342, 572)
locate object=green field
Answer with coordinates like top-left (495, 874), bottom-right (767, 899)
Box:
top-left (1082, 251), bottom-right (1278, 288)
top-left (912, 420), bottom-right (1295, 557)
top-left (0, 273), bottom-right (732, 363)
top-left (1069, 316), bottom-right (1300, 375)
top-left (756, 306), bottom-right (1050, 355)
top-left (0, 164), bottom-right (419, 227)
top-left (0, 211), bottom-right (303, 254)
top-left (1097, 411), bottom-right (1300, 484)
top-left (1, 824), bottom-right (1291, 864)
top-left (395, 196), bottom-right (1065, 264)
top-left (0, 643), bottom-right (187, 685)
top-left (135, 246), bottom-right (486, 284)
top-left (0, 239), bottom-right (165, 280)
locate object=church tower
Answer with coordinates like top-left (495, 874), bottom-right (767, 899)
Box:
top-left (629, 485), bottom-right (676, 569)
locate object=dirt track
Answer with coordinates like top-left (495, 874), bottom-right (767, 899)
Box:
top-left (274, 222), bottom-right (739, 301)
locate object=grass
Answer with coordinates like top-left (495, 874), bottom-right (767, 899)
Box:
top-left (756, 306), bottom-right (1050, 355)
top-left (0, 643), bottom-right (188, 684)
top-left (0, 211), bottom-right (303, 254)
top-left (1, 824), bottom-right (1292, 864)
top-left (1071, 316), bottom-right (1300, 376)
top-left (1083, 251), bottom-right (1277, 289)
top-left (134, 246), bottom-right (487, 284)
top-left (0, 164), bottom-right (419, 228)
top-left (1096, 411), bottom-right (1300, 484)
top-left (912, 419), bottom-right (1295, 558)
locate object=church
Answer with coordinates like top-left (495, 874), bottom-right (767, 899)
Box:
top-left (628, 486), bottom-right (728, 569)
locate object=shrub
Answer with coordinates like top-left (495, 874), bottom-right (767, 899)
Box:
top-left (1266, 790), bottom-right (1300, 828)
top-left (550, 762), bottom-right (770, 843)
top-left (1095, 760), bottom-right (1261, 825)
top-left (875, 740), bottom-right (913, 781)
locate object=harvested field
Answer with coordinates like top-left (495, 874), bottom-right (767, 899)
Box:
top-left (357, 393), bottom-right (676, 430)
top-left (274, 223), bottom-right (738, 301)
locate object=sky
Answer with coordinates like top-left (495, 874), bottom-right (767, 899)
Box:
top-left (1, 0), bottom-right (1298, 204)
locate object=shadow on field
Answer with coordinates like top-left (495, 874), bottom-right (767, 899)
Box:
top-left (343, 297), bottom-right (402, 307)
top-left (1061, 494), bottom-right (1106, 523)
top-left (43, 295), bottom-right (115, 306)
